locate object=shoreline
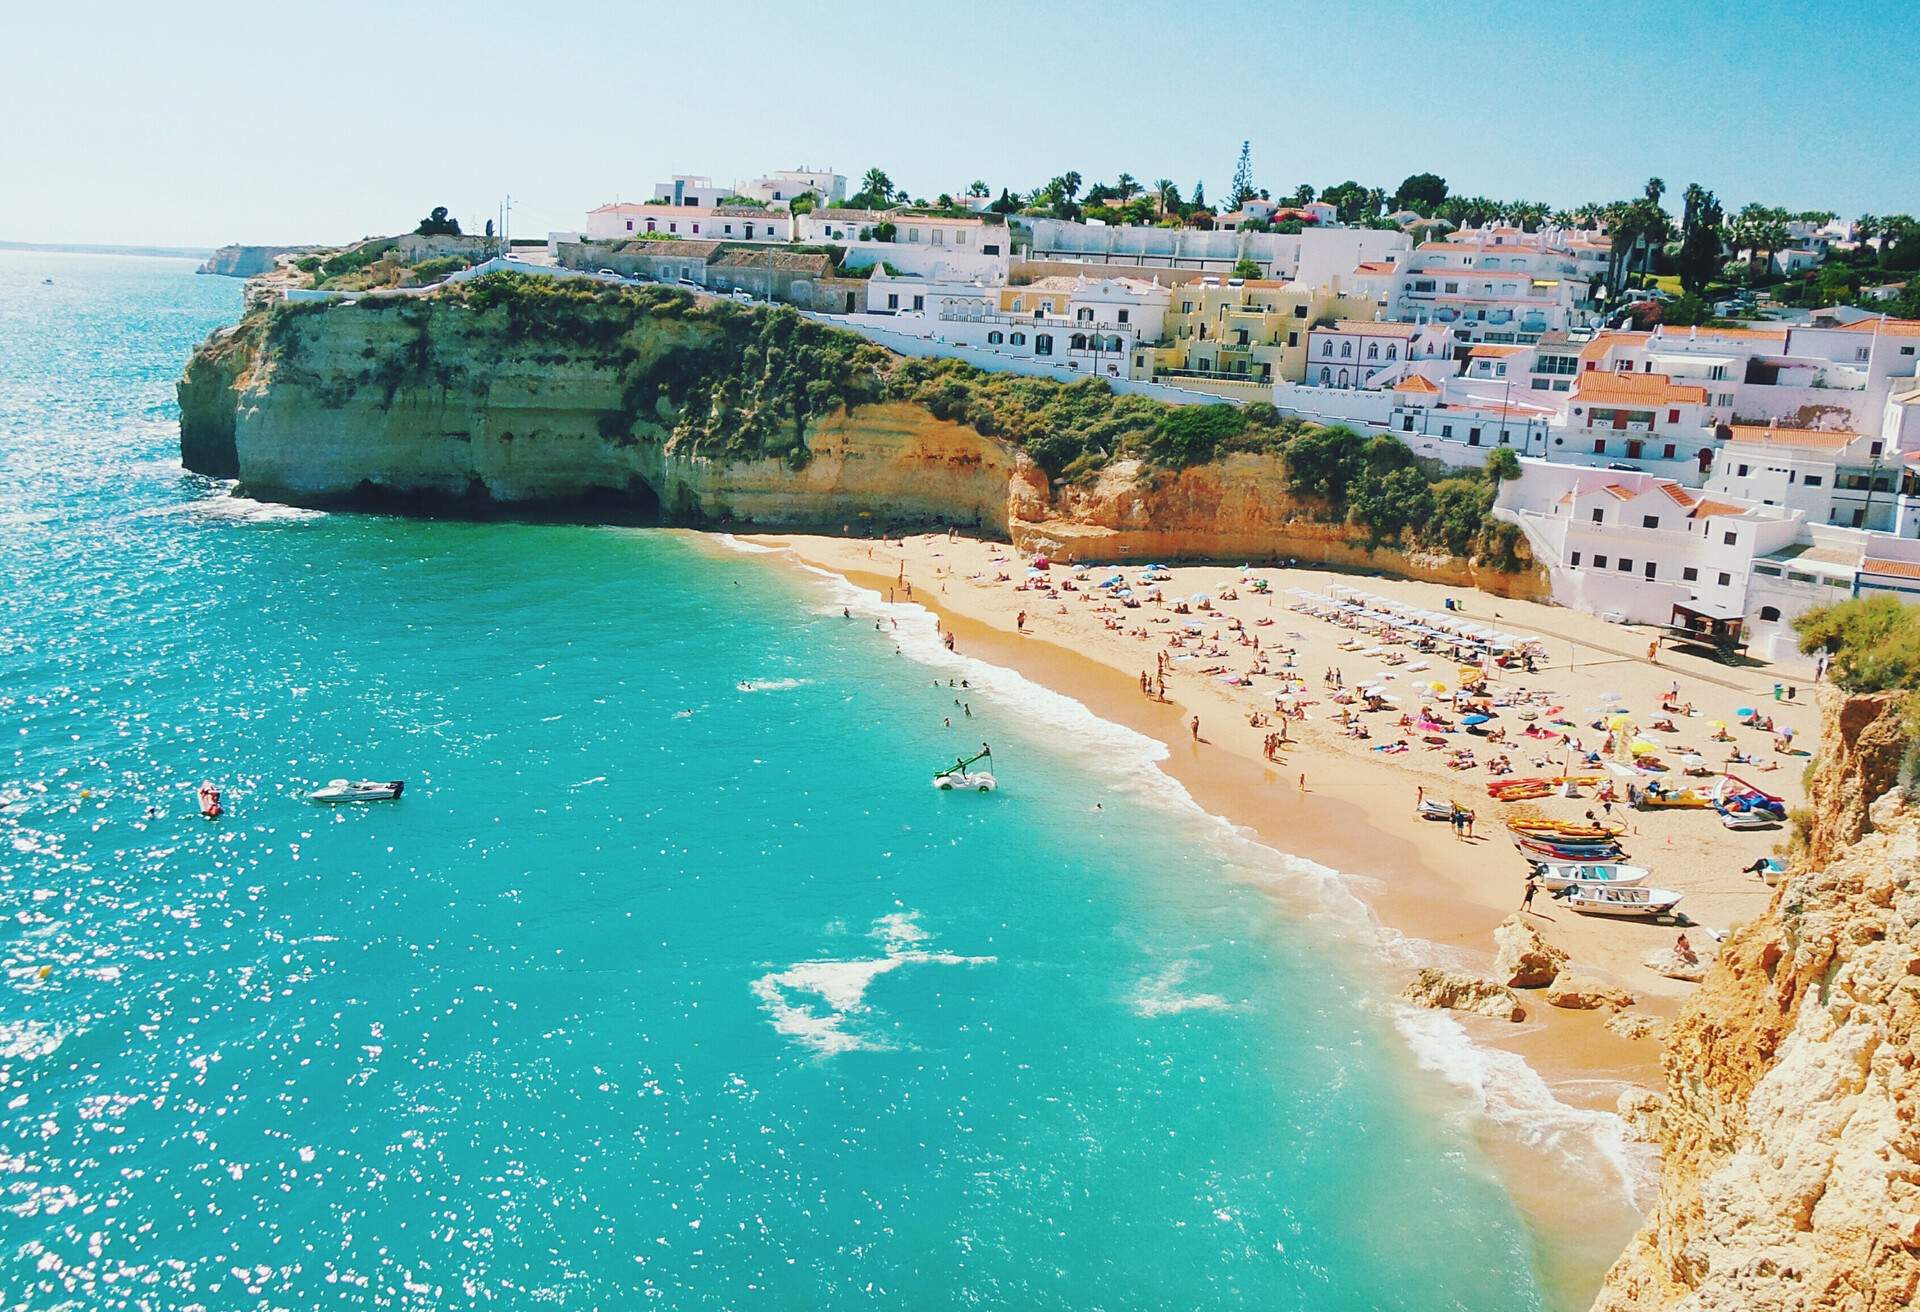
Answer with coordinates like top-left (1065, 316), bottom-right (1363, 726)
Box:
top-left (731, 528), bottom-right (1821, 1307)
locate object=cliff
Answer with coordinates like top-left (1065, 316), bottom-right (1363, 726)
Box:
top-left (1591, 691), bottom-right (1919, 1312)
top-left (197, 245), bottom-right (317, 278)
top-left (175, 276), bottom-right (1546, 592)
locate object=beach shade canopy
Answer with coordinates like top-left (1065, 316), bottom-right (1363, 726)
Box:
top-left (1707, 719), bottom-right (1727, 729)
top-left (1683, 754), bottom-right (1708, 767)
top-left (1429, 680), bottom-right (1448, 692)
top-left (1599, 691), bottom-right (1623, 702)
top-left (1461, 713), bottom-right (1493, 726)
top-left (1630, 740), bottom-right (1660, 755)
top-left (1736, 706), bottom-right (1755, 717)
top-left (1189, 594), bottom-right (1212, 605)
top-left (1608, 713), bottom-right (1632, 728)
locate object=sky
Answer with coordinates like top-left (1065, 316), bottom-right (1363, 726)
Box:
top-left (4, 0), bottom-right (1917, 249)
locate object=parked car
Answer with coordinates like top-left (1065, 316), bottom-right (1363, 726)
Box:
top-left (677, 278), bottom-right (700, 290)
top-left (596, 268), bottom-right (620, 278)
top-left (730, 290), bottom-right (754, 303)
top-left (1604, 461), bottom-right (1644, 472)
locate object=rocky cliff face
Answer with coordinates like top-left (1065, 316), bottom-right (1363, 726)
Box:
top-left (176, 286), bottom-right (1545, 595)
top-left (197, 245), bottom-right (315, 278)
top-left (1591, 692), bottom-right (1919, 1312)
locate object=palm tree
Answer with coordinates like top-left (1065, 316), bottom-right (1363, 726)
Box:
top-left (967, 180), bottom-right (990, 199)
top-left (861, 168), bottom-right (893, 201)
top-left (1153, 178), bottom-right (1177, 216)
top-left (1115, 172), bottom-right (1139, 201)
top-left (1644, 177), bottom-right (1666, 206)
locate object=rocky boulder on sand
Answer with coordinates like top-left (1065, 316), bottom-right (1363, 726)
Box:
top-left (1545, 975), bottom-right (1637, 1011)
top-left (1642, 948), bottom-right (1707, 983)
top-left (1616, 1088), bottom-right (1664, 1142)
top-left (1400, 968), bottom-right (1526, 1022)
top-left (1605, 1010), bottom-right (1671, 1042)
top-left (1492, 914), bottom-right (1567, 988)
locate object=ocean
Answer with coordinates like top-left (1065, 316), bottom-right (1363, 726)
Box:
top-left (0, 251), bottom-right (1596, 1309)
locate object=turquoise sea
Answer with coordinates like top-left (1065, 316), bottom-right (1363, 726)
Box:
top-left (1, 252), bottom-right (1598, 1309)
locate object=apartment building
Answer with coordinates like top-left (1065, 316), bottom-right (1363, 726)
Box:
top-left (1389, 226), bottom-right (1600, 343)
top-left (1024, 218), bottom-right (1407, 285)
top-left (855, 271), bottom-right (1169, 379)
top-left (1137, 278), bottom-right (1378, 395)
top-left (1706, 424), bottom-right (1902, 531)
top-left (586, 203), bottom-right (792, 243)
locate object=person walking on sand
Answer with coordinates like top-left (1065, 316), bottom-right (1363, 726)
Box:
top-left (1464, 810), bottom-right (1475, 840)
top-left (1415, 785), bottom-right (1424, 814)
top-left (1016, 610), bottom-right (1027, 633)
top-left (1297, 772), bottom-right (1307, 792)
top-left (1521, 872), bottom-right (1540, 913)
top-left (1190, 715), bottom-right (1200, 741)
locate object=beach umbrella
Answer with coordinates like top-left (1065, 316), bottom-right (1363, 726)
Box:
top-left (1630, 740), bottom-right (1659, 755)
top-left (1608, 713), bottom-right (1632, 729)
top-left (1599, 691), bottom-right (1623, 702)
top-left (1735, 706), bottom-right (1755, 718)
top-left (1189, 593), bottom-right (1212, 605)
top-left (1461, 713), bottom-right (1492, 726)
top-left (1683, 754), bottom-right (1708, 768)
top-left (1707, 719), bottom-right (1727, 729)
top-left (1428, 680), bottom-right (1448, 693)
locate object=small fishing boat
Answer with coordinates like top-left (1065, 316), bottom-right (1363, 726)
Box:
top-left (1514, 835), bottom-right (1625, 861)
top-left (932, 746), bottom-right (997, 793)
top-left (1527, 861), bottom-right (1650, 891)
top-left (1563, 883), bottom-right (1684, 919)
top-left (307, 779), bottom-right (405, 803)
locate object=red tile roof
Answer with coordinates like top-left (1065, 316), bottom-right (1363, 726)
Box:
top-left (1723, 424), bottom-right (1865, 451)
top-left (1834, 318), bottom-right (1920, 337)
top-left (1575, 371), bottom-right (1708, 405)
top-left (1861, 557), bottom-right (1920, 579)
top-left (1392, 374), bottom-right (1440, 394)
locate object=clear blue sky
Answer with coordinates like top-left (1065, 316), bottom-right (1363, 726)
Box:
top-left (5, 0), bottom-right (1915, 248)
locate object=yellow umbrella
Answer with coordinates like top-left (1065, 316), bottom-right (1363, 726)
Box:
top-left (1429, 680), bottom-right (1448, 693)
top-left (1630, 739), bottom-right (1659, 755)
top-left (1707, 719), bottom-right (1726, 729)
top-left (1608, 713), bottom-right (1632, 729)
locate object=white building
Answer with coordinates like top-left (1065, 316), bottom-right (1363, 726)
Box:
top-left (650, 175), bottom-right (733, 208)
top-left (1707, 424), bottom-right (1903, 531)
top-left (1024, 218), bottom-right (1407, 284)
top-left (737, 168), bottom-right (846, 208)
top-left (586, 203), bottom-right (790, 243)
top-left (1390, 227), bottom-right (1599, 343)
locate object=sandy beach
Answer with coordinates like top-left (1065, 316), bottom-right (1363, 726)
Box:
top-left (743, 532), bottom-right (1820, 1225)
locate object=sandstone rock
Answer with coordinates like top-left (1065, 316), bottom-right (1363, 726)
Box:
top-left (1615, 1087), bottom-right (1664, 1142)
top-left (1641, 948), bottom-right (1707, 983)
top-left (1399, 968), bottom-right (1525, 1022)
top-left (1605, 1011), bottom-right (1670, 1042)
top-left (1590, 694), bottom-right (1920, 1312)
top-left (1545, 975), bottom-right (1636, 1011)
top-left (1492, 914), bottom-right (1567, 988)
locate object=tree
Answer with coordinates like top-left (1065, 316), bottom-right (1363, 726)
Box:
top-left (1392, 172), bottom-right (1448, 214)
top-left (1483, 445), bottom-right (1521, 483)
top-left (1115, 172), bottom-right (1139, 201)
top-left (967, 180), bottom-right (990, 198)
top-left (989, 188), bottom-right (1021, 215)
top-left (1320, 181), bottom-right (1373, 225)
top-left (1230, 257), bottom-right (1262, 280)
top-left (861, 168), bottom-right (894, 201)
top-left (1059, 171), bottom-right (1083, 201)
top-left (1644, 177), bottom-right (1666, 206)
top-left (789, 190), bottom-right (819, 217)
top-left (1289, 183), bottom-right (1316, 205)
top-left (414, 206), bottom-right (461, 237)
top-left (1229, 141), bottom-right (1256, 209)
top-left (1794, 596), bottom-right (1920, 721)
top-left (483, 218), bottom-right (495, 239)
top-left (1191, 180), bottom-right (1206, 211)
top-left (1675, 183), bottom-right (1725, 294)
top-left (1153, 178), bottom-right (1179, 216)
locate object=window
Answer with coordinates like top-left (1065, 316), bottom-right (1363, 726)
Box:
top-left (907, 228), bottom-right (920, 243)
top-left (1034, 333), bottom-right (1053, 356)
top-left (1118, 310), bottom-right (1129, 324)
top-left (1010, 332), bottom-right (1026, 345)
top-left (1593, 554), bottom-right (1608, 569)
top-left (931, 229), bottom-right (943, 245)
top-left (1011, 298), bottom-right (1023, 312)
top-left (1077, 307), bottom-right (1094, 322)
top-left (886, 294), bottom-right (899, 309)
top-left (1322, 341), bottom-right (1333, 357)
top-left (1644, 561), bottom-right (1657, 579)
top-left (1182, 301), bottom-right (1193, 314)
top-left (987, 330), bottom-right (1004, 344)
top-left (1591, 508), bottom-right (1604, 524)
top-left (1736, 464), bottom-right (1749, 477)
top-left (1760, 606), bottom-right (1782, 621)
top-left (1682, 566), bottom-right (1699, 581)
top-left (1293, 304), bottom-right (1308, 318)
top-left (625, 219), bottom-right (634, 231)
top-left (1386, 344), bottom-right (1397, 359)
top-left (1618, 558), bottom-right (1634, 572)
top-left (1532, 379), bottom-right (1550, 390)
top-left (1667, 408), bottom-right (1679, 424)
top-left (1804, 474), bottom-right (1823, 487)
top-left (1402, 415), bottom-right (1414, 431)
top-left (1288, 332), bottom-right (1299, 348)
top-left (1367, 342), bottom-right (1379, 359)
top-left (1642, 515), bottom-right (1660, 529)
top-left (1592, 439), bottom-right (1606, 454)
top-left (1717, 572), bottom-right (1731, 586)
top-left (1570, 551), bottom-right (1582, 567)
top-left (1440, 423), bottom-right (1452, 437)
top-left (1722, 531), bottom-right (1736, 546)
top-left (1341, 341), bottom-right (1352, 358)
top-left (956, 230), bottom-right (967, 245)
top-left (1754, 564), bottom-right (1782, 577)
top-left (669, 222), bottom-right (678, 233)
top-left (1663, 444), bottom-right (1675, 459)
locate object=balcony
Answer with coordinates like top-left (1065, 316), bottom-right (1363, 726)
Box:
top-left (1154, 366), bottom-right (1270, 386)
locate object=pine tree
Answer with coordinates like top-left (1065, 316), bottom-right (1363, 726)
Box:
top-left (1229, 141), bottom-right (1255, 209)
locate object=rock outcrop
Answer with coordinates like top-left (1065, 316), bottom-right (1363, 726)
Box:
top-left (1492, 914), bottom-right (1568, 988)
top-left (1400, 967), bottom-right (1527, 1022)
top-left (174, 283), bottom-right (1550, 593)
top-left (1590, 692), bottom-right (1920, 1312)
top-left (1544, 975), bottom-right (1636, 1011)
top-left (197, 245), bottom-right (316, 278)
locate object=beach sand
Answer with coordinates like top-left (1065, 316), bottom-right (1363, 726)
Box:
top-left (744, 530), bottom-right (1819, 1305)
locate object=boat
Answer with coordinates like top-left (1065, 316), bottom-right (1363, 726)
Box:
top-left (1636, 782), bottom-right (1713, 810)
top-left (1417, 798), bottom-right (1461, 821)
top-left (307, 779), bottom-right (405, 803)
top-left (932, 745), bottom-right (997, 793)
top-left (1563, 883), bottom-right (1684, 918)
top-left (1526, 861), bottom-right (1650, 891)
top-left (1720, 809), bottom-right (1780, 831)
top-left (1514, 835), bottom-right (1625, 861)
top-left (197, 782), bottom-right (223, 819)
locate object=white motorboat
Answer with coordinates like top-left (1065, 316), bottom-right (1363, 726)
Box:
top-left (1529, 861), bottom-right (1650, 891)
top-left (307, 779), bottom-right (405, 803)
top-left (1719, 810), bottom-right (1780, 831)
top-left (1563, 883), bottom-right (1683, 918)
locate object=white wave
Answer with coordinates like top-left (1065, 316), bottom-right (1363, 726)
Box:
top-left (711, 533), bottom-right (782, 554)
top-left (737, 677), bottom-right (809, 693)
top-left (141, 493), bottom-right (325, 524)
top-left (1131, 961), bottom-right (1232, 1018)
top-left (752, 911), bottom-right (992, 1056)
top-left (1393, 1004), bottom-right (1657, 1208)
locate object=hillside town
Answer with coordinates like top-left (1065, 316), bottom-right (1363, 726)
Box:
top-left (283, 158), bottom-right (1920, 667)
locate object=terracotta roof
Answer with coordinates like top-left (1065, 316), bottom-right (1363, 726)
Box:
top-left (1861, 557), bottom-right (1920, 579)
top-left (1353, 262), bottom-right (1397, 275)
top-left (1320, 320), bottom-right (1420, 337)
top-left (590, 202), bottom-right (651, 213)
top-left (618, 239), bottom-right (723, 260)
top-left (1469, 343), bottom-right (1528, 357)
top-left (1575, 371), bottom-right (1707, 405)
top-left (1392, 375), bottom-right (1440, 394)
top-left (1688, 498), bottom-right (1748, 520)
top-left (1600, 483), bottom-right (1636, 500)
top-left (1578, 331), bottom-right (1646, 361)
top-left (1657, 483), bottom-right (1699, 507)
top-left (1723, 424), bottom-right (1865, 451)
top-left (1655, 324), bottom-right (1787, 341)
top-left (1833, 318), bottom-right (1920, 337)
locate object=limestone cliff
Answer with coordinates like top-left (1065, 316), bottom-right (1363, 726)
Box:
top-left (1591, 691), bottom-right (1919, 1312)
top-left (197, 245), bottom-right (316, 278)
top-left (176, 278), bottom-right (1545, 593)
